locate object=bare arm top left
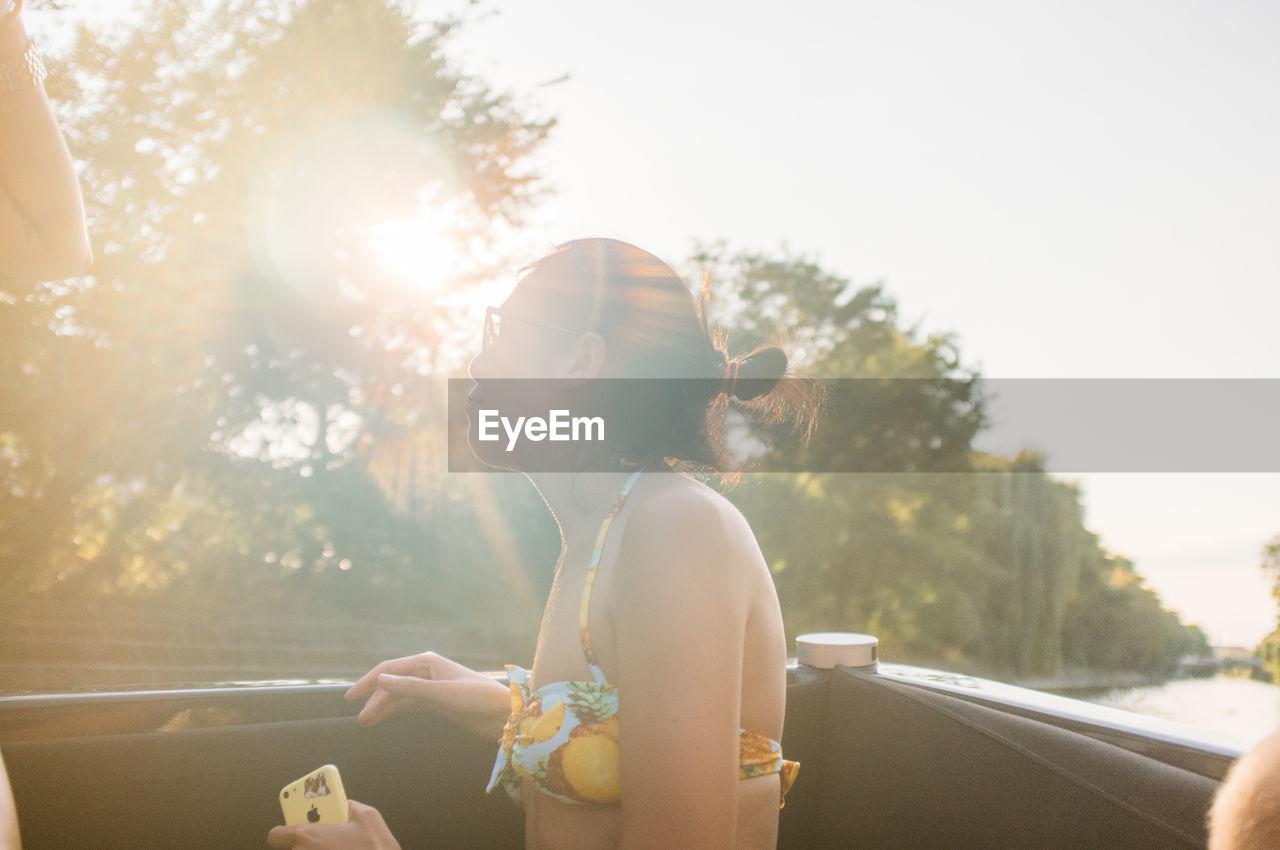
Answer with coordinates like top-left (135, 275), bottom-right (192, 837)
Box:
top-left (0, 6), bottom-right (91, 281)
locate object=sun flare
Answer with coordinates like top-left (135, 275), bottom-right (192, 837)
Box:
top-left (369, 216), bottom-right (459, 295)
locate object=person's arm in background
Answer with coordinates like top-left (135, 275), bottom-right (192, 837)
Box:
top-left (0, 0), bottom-right (91, 281)
top-left (0, 748), bottom-right (21, 850)
top-left (1208, 728), bottom-right (1280, 850)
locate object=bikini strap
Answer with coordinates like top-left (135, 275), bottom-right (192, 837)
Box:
top-left (579, 468), bottom-right (644, 684)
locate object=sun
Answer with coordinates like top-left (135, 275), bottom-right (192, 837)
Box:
top-left (368, 214), bottom-right (459, 295)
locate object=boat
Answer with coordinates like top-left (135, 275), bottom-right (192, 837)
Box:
top-left (0, 634), bottom-right (1243, 849)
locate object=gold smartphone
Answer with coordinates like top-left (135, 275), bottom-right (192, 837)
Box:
top-left (279, 764), bottom-right (350, 826)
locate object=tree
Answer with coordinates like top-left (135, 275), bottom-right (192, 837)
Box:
top-left (1263, 533), bottom-right (1280, 615)
top-left (691, 244), bottom-right (985, 473)
top-left (697, 246), bottom-right (1202, 680)
top-left (697, 247), bottom-right (994, 664)
top-left (1, 0), bottom-right (553, 639)
top-left (1259, 533), bottom-right (1280, 683)
top-left (1062, 552), bottom-right (1204, 678)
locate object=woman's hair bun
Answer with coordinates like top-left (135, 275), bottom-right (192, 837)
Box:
top-left (730, 346), bottom-right (788, 401)
top-left (519, 239), bottom-right (822, 480)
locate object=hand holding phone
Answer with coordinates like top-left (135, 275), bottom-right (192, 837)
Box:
top-left (268, 800), bottom-right (400, 850)
top-left (279, 764), bottom-right (349, 826)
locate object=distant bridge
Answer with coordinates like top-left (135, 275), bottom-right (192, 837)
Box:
top-left (1176, 654), bottom-right (1266, 680)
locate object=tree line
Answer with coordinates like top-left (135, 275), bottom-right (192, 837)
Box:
top-left (1260, 535), bottom-right (1280, 683)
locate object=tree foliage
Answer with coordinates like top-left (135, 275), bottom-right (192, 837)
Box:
top-left (2, 0), bottom-right (554, 643)
top-left (1263, 533), bottom-right (1280, 613)
top-left (1260, 533), bottom-right (1280, 682)
top-left (697, 248), bottom-right (1202, 679)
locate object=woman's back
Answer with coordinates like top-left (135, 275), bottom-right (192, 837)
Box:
top-left (518, 472), bottom-right (789, 849)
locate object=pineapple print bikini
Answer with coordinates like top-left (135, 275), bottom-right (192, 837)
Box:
top-left (487, 468), bottom-right (800, 807)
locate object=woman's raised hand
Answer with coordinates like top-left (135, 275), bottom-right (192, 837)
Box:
top-left (344, 651), bottom-right (511, 741)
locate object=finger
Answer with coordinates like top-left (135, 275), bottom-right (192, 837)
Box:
top-left (355, 688), bottom-right (398, 727)
top-left (356, 674), bottom-right (443, 726)
top-left (267, 825), bottom-right (299, 848)
top-left (345, 801), bottom-right (395, 839)
top-left (346, 800), bottom-right (374, 819)
top-left (359, 677), bottom-right (435, 726)
top-left (375, 673), bottom-right (438, 700)
top-left (346, 659), bottom-right (396, 700)
top-left (346, 653), bottom-right (434, 700)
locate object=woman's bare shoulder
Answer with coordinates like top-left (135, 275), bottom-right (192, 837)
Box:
top-left (615, 475), bottom-right (763, 592)
top-left (630, 475), bottom-right (751, 539)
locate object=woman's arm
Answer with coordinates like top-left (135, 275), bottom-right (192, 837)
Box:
top-left (344, 651), bottom-right (511, 741)
top-left (0, 6), bottom-right (92, 281)
top-left (612, 488), bottom-right (751, 850)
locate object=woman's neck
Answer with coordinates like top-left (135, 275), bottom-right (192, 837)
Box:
top-left (524, 469), bottom-right (641, 555)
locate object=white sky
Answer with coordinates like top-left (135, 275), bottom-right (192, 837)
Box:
top-left (441, 0), bottom-right (1280, 646)
top-left (40, 0), bottom-right (1280, 645)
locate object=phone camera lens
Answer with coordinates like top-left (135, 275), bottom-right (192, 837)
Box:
top-left (283, 791), bottom-right (289, 799)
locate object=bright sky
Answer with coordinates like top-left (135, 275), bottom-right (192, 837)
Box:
top-left (43, 0), bottom-right (1280, 645)
top-left (440, 0), bottom-right (1280, 646)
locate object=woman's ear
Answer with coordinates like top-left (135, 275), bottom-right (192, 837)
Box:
top-left (567, 331), bottom-right (607, 380)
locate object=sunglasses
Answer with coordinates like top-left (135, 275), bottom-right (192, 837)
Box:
top-left (483, 306), bottom-right (581, 351)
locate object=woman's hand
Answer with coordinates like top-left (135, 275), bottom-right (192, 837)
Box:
top-left (267, 800), bottom-right (398, 850)
top-left (345, 651), bottom-right (511, 741)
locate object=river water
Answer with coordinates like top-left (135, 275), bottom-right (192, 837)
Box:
top-left (1067, 675), bottom-right (1280, 748)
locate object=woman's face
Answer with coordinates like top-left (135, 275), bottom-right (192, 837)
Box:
top-left (467, 285), bottom-right (580, 382)
top-left (465, 283), bottom-right (595, 470)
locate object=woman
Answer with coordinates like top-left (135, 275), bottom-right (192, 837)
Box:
top-left (269, 238), bottom-right (819, 850)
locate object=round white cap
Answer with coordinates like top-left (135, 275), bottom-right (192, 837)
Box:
top-left (796, 632), bottom-right (878, 669)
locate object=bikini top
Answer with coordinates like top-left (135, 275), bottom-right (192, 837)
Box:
top-left (486, 469), bottom-right (800, 807)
